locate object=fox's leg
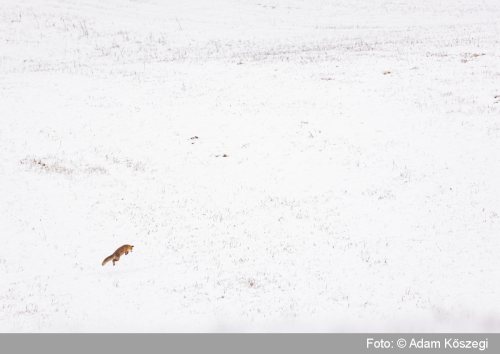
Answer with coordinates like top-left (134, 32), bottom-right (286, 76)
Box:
top-left (125, 251), bottom-right (128, 255)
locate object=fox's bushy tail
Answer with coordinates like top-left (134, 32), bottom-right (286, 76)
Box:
top-left (102, 255), bottom-right (113, 266)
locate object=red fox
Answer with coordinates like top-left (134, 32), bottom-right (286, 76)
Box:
top-left (102, 245), bottom-right (134, 266)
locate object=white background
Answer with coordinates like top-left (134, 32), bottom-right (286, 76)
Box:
top-left (1, 0), bottom-right (499, 331)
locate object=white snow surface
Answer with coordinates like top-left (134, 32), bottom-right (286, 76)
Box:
top-left (1, 0), bottom-right (500, 332)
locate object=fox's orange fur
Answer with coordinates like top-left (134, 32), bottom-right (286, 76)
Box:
top-left (102, 244), bottom-right (134, 266)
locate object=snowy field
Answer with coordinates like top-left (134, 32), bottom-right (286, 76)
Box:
top-left (1, 0), bottom-right (500, 332)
